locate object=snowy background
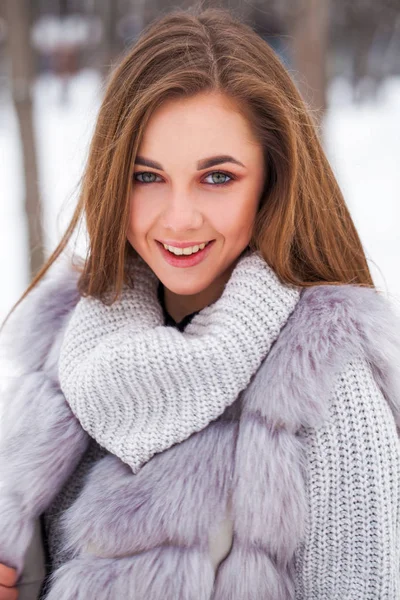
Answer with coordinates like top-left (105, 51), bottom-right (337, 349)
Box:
top-left (0, 69), bottom-right (399, 389)
top-left (1, 70), bottom-right (399, 323)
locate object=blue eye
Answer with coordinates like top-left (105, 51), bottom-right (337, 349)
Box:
top-left (134, 172), bottom-right (162, 184)
top-left (203, 171), bottom-right (233, 185)
top-left (133, 170), bottom-right (234, 186)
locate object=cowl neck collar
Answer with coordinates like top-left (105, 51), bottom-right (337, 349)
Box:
top-left (58, 249), bottom-right (301, 473)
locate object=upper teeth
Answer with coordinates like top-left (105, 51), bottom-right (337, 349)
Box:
top-left (163, 242), bottom-right (208, 255)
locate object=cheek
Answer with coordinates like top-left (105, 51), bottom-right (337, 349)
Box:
top-left (128, 192), bottom-right (156, 237)
top-left (215, 192), bottom-right (259, 237)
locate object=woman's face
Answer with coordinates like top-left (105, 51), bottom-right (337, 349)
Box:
top-left (128, 91), bottom-right (265, 302)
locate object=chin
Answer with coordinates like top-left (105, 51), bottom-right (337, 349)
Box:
top-left (161, 278), bottom-right (211, 296)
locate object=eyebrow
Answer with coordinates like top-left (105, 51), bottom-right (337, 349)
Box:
top-left (134, 155), bottom-right (246, 170)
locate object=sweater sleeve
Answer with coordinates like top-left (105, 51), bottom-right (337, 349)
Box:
top-left (294, 355), bottom-right (400, 599)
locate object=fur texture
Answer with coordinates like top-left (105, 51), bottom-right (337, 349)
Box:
top-left (0, 257), bottom-right (81, 377)
top-left (50, 281), bottom-right (400, 599)
top-left (0, 259), bottom-right (399, 599)
top-left (0, 260), bottom-right (88, 575)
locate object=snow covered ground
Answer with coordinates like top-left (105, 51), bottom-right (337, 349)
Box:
top-left (0, 70), bottom-right (399, 379)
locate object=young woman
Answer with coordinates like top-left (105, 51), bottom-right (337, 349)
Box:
top-left (0, 6), bottom-right (399, 600)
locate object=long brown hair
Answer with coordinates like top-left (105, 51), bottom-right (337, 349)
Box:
top-left (2, 5), bottom-right (374, 330)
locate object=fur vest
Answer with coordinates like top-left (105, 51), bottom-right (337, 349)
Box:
top-left (0, 258), bottom-right (400, 599)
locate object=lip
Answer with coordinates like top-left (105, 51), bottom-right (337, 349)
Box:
top-left (157, 240), bottom-right (213, 249)
top-left (156, 239), bottom-right (215, 268)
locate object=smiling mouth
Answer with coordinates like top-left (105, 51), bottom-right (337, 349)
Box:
top-left (156, 239), bottom-right (216, 265)
top-left (157, 240), bottom-right (213, 255)
top-left (157, 240), bottom-right (214, 249)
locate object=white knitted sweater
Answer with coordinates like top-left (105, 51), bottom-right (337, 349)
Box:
top-left (58, 249), bottom-right (300, 473)
top-left (0, 250), bottom-right (399, 598)
top-left (295, 354), bottom-right (400, 597)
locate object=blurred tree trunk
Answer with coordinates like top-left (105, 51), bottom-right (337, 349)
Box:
top-left (288, 0), bottom-right (330, 128)
top-left (99, 0), bottom-right (119, 78)
top-left (350, 16), bottom-right (378, 102)
top-left (6, 0), bottom-right (44, 278)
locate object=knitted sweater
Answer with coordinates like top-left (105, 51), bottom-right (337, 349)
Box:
top-left (0, 254), bottom-right (399, 599)
top-left (40, 280), bottom-right (205, 579)
top-left (57, 250), bottom-right (301, 474)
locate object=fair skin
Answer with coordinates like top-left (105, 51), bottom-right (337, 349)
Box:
top-left (127, 91), bottom-right (266, 323)
top-left (0, 564), bottom-right (17, 600)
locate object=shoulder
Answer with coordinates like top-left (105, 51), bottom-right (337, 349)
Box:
top-left (286, 282), bottom-right (400, 363)
top-left (0, 255), bottom-right (82, 375)
top-left (305, 353), bottom-right (399, 447)
top-left (263, 282), bottom-right (400, 432)
top-left (301, 283), bottom-right (400, 430)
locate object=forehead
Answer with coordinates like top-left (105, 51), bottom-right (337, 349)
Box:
top-left (139, 92), bottom-right (260, 153)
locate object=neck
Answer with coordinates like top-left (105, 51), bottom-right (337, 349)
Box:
top-left (162, 258), bottom-right (240, 323)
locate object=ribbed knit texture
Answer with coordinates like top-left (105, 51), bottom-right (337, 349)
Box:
top-left (294, 355), bottom-right (400, 598)
top-left (0, 252), bottom-right (399, 598)
top-left (40, 283), bottom-right (199, 579)
top-left (58, 249), bottom-right (301, 473)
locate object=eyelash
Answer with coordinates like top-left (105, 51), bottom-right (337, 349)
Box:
top-left (133, 170), bottom-right (235, 187)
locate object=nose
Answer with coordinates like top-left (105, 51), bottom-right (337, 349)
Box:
top-left (161, 189), bottom-right (203, 233)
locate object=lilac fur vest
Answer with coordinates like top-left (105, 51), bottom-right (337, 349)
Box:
top-left (0, 259), bottom-right (400, 599)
